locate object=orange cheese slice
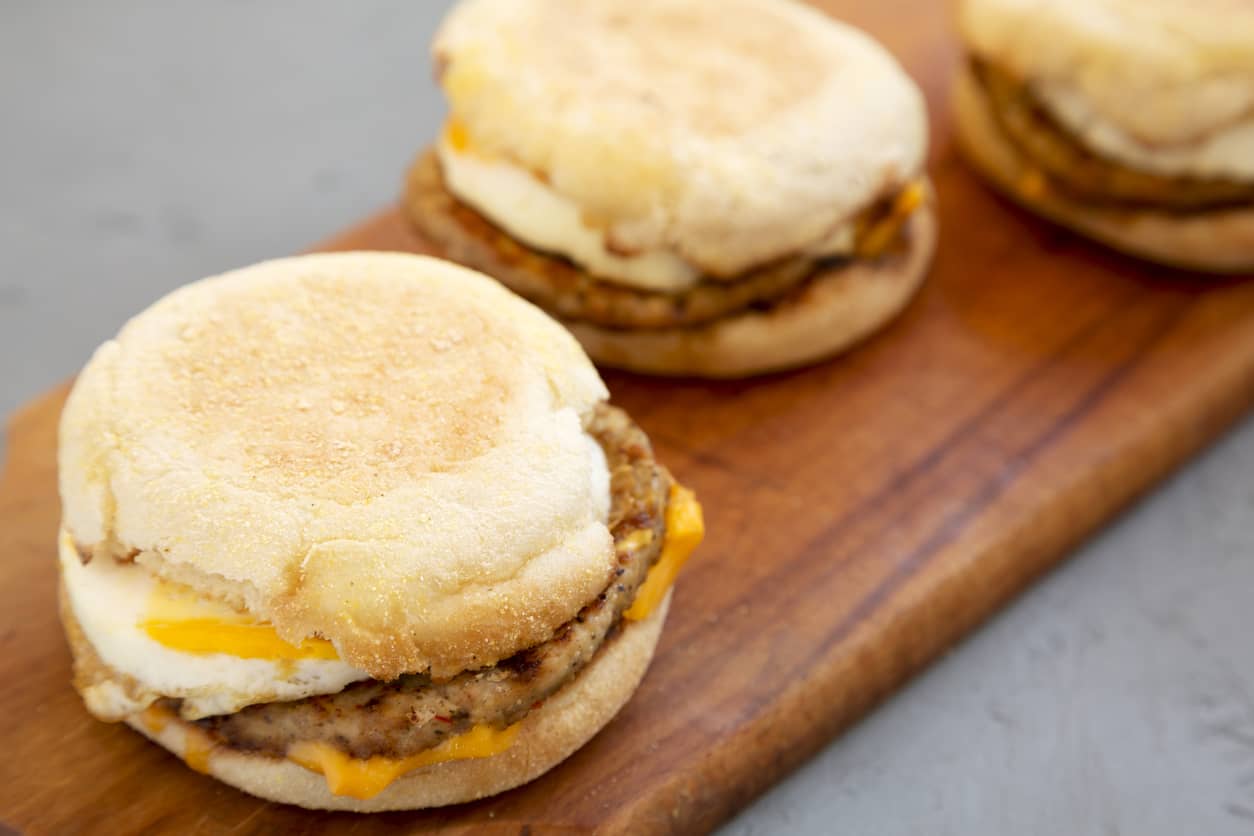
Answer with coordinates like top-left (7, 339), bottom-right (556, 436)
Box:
top-left (138, 705), bottom-right (217, 774)
top-left (287, 723), bottom-right (522, 800)
top-left (856, 180), bottom-right (927, 259)
top-left (624, 484), bottom-right (704, 622)
top-left (1017, 168), bottom-right (1049, 201)
top-left (444, 118), bottom-right (472, 154)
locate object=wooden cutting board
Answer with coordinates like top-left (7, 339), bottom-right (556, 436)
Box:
top-left (5, 2), bottom-right (1254, 833)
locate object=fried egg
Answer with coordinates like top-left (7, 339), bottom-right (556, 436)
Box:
top-left (436, 122), bottom-right (860, 292)
top-left (59, 531), bottom-right (371, 720)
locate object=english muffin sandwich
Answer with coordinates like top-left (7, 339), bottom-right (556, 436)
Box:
top-left (406, 0), bottom-right (935, 378)
top-left (956, 0), bottom-right (1254, 272)
top-left (57, 252), bottom-right (702, 811)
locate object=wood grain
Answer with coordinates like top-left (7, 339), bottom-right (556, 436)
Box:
top-left (4, 1), bottom-right (1254, 833)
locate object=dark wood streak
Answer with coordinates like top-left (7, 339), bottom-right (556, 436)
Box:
top-left (796, 282), bottom-right (1145, 571)
top-left (810, 298), bottom-right (1192, 664)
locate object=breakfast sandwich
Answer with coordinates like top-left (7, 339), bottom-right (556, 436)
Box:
top-left (956, 0), bottom-right (1254, 272)
top-left (57, 252), bottom-right (702, 811)
top-left (406, 0), bottom-right (935, 378)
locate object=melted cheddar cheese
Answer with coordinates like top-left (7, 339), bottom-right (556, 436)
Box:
top-left (139, 705), bottom-right (217, 775)
top-left (183, 729), bottom-right (216, 774)
top-left (856, 180), bottom-right (927, 259)
top-left (1017, 168), bottom-right (1050, 201)
top-left (625, 484), bottom-right (704, 622)
top-left (139, 704), bottom-right (170, 734)
top-left (444, 118), bottom-right (472, 155)
top-left (287, 723), bottom-right (522, 800)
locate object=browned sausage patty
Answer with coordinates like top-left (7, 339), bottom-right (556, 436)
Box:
top-left (405, 149), bottom-right (820, 331)
top-left (975, 60), bottom-right (1254, 212)
top-left (191, 403), bottom-right (670, 760)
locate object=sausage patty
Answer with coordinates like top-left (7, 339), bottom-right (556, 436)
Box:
top-left (405, 149), bottom-right (819, 331)
top-left (191, 403), bottom-right (670, 760)
top-left (975, 60), bottom-right (1254, 212)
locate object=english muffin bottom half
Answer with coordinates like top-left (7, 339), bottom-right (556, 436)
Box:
top-left (57, 252), bottom-right (703, 811)
top-left (406, 0), bottom-right (936, 378)
top-left (956, 0), bottom-right (1254, 272)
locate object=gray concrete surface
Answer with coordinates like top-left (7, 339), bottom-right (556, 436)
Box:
top-left (3, 3), bottom-right (1253, 834)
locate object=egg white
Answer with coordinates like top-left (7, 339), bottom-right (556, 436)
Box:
top-left (59, 531), bottom-right (372, 720)
top-left (1037, 81), bottom-right (1254, 181)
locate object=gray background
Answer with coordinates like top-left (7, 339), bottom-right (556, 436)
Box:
top-left (3, 3), bottom-right (1253, 834)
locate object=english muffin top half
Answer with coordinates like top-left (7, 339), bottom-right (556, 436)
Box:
top-left (432, 0), bottom-right (928, 291)
top-left (59, 252), bottom-right (615, 682)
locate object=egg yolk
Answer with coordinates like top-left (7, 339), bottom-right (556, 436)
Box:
top-left (140, 581), bottom-right (337, 661)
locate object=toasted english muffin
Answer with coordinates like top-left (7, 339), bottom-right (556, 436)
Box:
top-left (956, 0), bottom-right (1254, 271)
top-left (57, 252), bottom-right (703, 808)
top-left (406, 0), bottom-right (934, 377)
top-left (954, 65), bottom-right (1254, 273)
